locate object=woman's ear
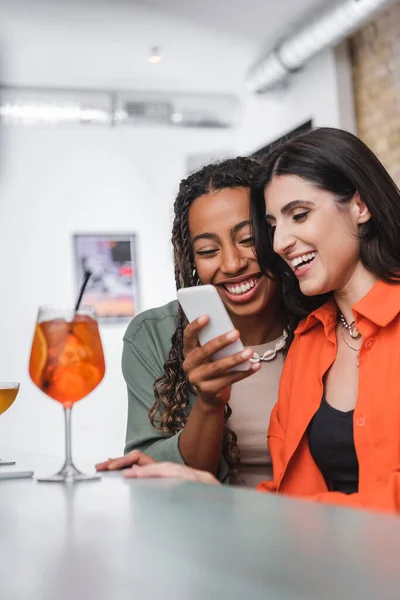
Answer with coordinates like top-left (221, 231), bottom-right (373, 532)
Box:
top-left (352, 192), bottom-right (371, 225)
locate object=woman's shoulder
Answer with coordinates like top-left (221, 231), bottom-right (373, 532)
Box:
top-left (124, 300), bottom-right (179, 346)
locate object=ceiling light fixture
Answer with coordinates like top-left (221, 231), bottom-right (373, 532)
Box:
top-left (148, 46), bottom-right (162, 64)
top-left (0, 86), bottom-right (240, 128)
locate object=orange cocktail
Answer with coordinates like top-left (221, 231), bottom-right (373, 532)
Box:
top-left (29, 306), bottom-right (105, 482)
top-left (30, 315), bottom-right (105, 407)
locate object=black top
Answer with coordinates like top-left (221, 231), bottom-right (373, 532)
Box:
top-left (308, 397), bottom-right (359, 495)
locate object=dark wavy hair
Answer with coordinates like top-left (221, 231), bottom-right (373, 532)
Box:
top-left (149, 156), bottom-right (297, 478)
top-left (251, 127), bottom-right (400, 317)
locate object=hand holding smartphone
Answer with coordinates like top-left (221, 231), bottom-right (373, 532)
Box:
top-left (177, 285), bottom-right (251, 372)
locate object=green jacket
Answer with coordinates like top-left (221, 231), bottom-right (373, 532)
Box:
top-left (123, 300), bottom-right (229, 482)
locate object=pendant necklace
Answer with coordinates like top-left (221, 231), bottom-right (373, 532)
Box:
top-left (339, 313), bottom-right (361, 367)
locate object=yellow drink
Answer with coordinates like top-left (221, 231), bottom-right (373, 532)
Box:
top-left (0, 384), bottom-right (19, 415)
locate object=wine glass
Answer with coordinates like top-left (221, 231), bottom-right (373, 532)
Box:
top-left (29, 306), bottom-right (105, 482)
top-left (0, 382), bottom-right (19, 466)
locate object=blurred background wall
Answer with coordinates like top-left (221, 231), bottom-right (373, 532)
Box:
top-left (350, 1), bottom-right (400, 183)
top-left (0, 0), bottom-right (396, 465)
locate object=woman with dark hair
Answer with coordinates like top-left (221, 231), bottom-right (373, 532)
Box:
top-left (252, 127), bottom-right (400, 513)
top-left (97, 157), bottom-right (295, 486)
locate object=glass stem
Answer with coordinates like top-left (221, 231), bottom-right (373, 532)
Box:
top-left (64, 407), bottom-right (73, 467)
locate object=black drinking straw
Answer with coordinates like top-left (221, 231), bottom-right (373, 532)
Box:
top-left (54, 270), bottom-right (93, 374)
top-left (74, 270), bottom-right (92, 312)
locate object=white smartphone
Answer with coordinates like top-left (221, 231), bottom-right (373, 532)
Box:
top-left (177, 285), bottom-right (251, 372)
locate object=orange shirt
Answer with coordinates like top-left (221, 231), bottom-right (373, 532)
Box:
top-left (257, 279), bottom-right (400, 514)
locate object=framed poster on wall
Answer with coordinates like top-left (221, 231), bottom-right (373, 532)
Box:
top-left (73, 233), bottom-right (138, 323)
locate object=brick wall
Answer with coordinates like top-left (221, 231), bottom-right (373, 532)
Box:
top-left (350, 1), bottom-right (400, 184)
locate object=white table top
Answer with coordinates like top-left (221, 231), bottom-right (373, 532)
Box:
top-left (1, 450), bottom-right (400, 600)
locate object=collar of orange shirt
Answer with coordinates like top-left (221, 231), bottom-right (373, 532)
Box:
top-left (295, 279), bottom-right (400, 336)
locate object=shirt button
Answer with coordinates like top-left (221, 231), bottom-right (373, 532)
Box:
top-left (365, 339), bottom-right (374, 349)
top-left (356, 416), bottom-right (366, 426)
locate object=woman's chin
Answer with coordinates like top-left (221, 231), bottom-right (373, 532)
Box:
top-left (299, 279), bottom-right (329, 297)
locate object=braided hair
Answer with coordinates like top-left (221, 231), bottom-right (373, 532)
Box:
top-left (149, 156), bottom-right (289, 478)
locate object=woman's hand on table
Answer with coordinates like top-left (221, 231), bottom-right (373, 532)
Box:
top-left (123, 461), bottom-right (219, 484)
top-left (95, 449), bottom-right (219, 485)
top-left (96, 449), bottom-right (156, 471)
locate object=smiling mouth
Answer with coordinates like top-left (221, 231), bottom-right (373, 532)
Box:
top-left (222, 275), bottom-right (261, 296)
top-left (291, 252), bottom-right (317, 271)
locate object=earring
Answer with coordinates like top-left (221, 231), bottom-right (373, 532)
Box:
top-left (192, 266), bottom-right (200, 285)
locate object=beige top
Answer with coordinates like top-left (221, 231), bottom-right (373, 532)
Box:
top-left (228, 336), bottom-right (284, 488)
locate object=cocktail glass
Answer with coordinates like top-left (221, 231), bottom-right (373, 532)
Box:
top-left (0, 382), bottom-right (19, 466)
top-left (29, 306), bottom-right (105, 482)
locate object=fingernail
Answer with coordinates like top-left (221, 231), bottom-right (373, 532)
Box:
top-left (198, 315), bottom-right (208, 325)
top-left (226, 330), bottom-right (238, 341)
top-left (241, 348), bottom-right (253, 358)
top-left (251, 362), bottom-right (261, 370)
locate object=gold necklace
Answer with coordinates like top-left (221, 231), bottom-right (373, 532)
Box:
top-left (339, 313), bottom-right (361, 367)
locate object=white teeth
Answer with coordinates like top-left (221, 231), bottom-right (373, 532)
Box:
top-left (225, 277), bottom-right (258, 295)
top-left (291, 252), bottom-right (316, 268)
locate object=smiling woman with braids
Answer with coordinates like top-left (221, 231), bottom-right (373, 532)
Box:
top-left (97, 157), bottom-right (296, 486)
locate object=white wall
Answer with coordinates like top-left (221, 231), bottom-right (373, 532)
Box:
top-left (237, 48), bottom-right (342, 154)
top-left (0, 124), bottom-right (237, 465)
top-left (0, 1), bottom-right (343, 466)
